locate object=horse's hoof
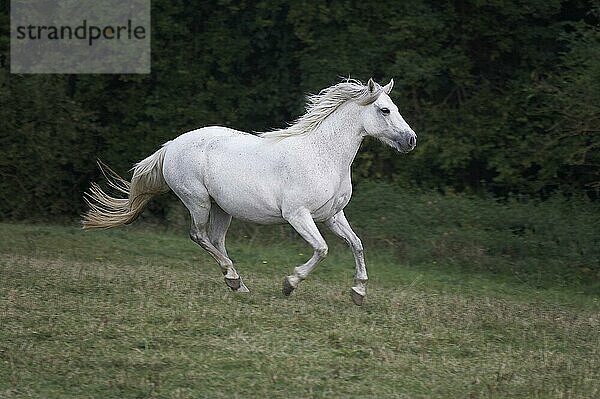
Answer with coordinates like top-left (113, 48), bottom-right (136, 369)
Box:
top-left (350, 286), bottom-right (365, 306)
top-left (282, 276), bottom-right (295, 296)
top-left (236, 280), bottom-right (250, 293)
top-left (225, 276), bottom-right (241, 290)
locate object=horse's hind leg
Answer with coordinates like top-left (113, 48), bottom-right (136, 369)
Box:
top-left (189, 209), bottom-right (242, 291)
top-left (209, 204), bottom-right (249, 292)
top-left (209, 203), bottom-right (232, 256)
top-left (177, 186), bottom-right (243, 291)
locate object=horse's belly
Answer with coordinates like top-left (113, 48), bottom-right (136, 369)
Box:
top-left (214, 195), bottom-right (284, 225)
top-left (204, 164), bottom-right (285, 224)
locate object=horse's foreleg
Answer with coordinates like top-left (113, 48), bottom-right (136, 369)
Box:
top-left (325, 211), bottom-right (367, 306)
top-left (282, 208), bottom-right (328, 296)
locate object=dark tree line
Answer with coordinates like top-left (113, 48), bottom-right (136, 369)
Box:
top-left (0, 0), bottom-right (598, 219)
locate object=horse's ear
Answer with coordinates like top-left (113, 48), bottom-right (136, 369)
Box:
top-left (367, 78), bottom-right (376, 93)
top-left (383, 78), bottom-right (394, 94)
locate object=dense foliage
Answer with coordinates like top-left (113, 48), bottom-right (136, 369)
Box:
top-left (0, 0), bottom-right (598, 219)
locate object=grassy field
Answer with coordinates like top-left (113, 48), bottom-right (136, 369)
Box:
top-left (0, 189), bottom-right (599, 398)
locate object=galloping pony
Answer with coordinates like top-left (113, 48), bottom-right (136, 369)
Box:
top-left (83, 78), bottom-right (417, 305)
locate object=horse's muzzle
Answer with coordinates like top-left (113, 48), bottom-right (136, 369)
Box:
top-left (396, 132), bottom-right (417, 153)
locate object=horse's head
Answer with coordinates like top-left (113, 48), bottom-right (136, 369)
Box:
top-left (361, 78), bottom-right (417, 153)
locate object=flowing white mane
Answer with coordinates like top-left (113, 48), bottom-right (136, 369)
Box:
top-left (260, 79), bottom-right (381, 139)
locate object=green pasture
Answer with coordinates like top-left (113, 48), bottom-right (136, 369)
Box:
top-left (1, 187), bottom-right (598, 398)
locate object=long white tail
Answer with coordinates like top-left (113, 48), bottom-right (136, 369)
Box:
top-left (82, 143), bottom-right (171, 229)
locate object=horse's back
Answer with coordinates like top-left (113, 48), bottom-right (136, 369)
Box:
top-left (164, 125), bottom-right (256, 158)
top-left (162, 126), bottom-right (246, 190)
top-left (169, 126), bottom-right (251, 147)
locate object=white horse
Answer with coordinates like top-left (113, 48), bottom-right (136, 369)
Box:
top-left (83, 78), bottom-right (417, 305)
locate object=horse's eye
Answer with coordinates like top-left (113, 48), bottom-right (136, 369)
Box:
top-left (380, 107), bottom-right (390, 115)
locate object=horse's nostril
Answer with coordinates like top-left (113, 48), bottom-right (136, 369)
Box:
top-left (409, 136), bottom-right (417, 147)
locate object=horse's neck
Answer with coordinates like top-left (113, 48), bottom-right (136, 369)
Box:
top-left (303, 103), bottom-right (364, 171)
